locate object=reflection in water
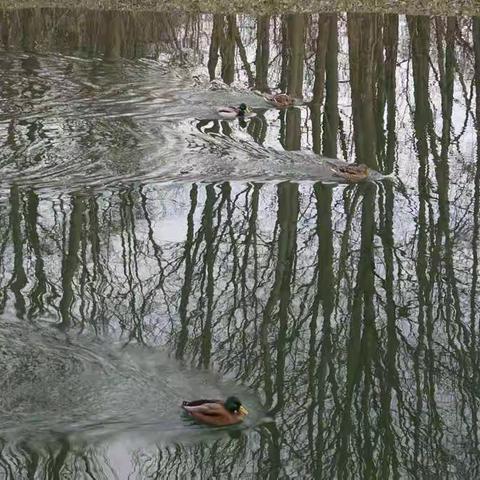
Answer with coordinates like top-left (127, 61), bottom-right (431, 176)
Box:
top-left (0, 8), bottom-right (479, 479)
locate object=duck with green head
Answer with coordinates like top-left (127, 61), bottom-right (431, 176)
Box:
top-left (181, 396), bottom-right (249, 426)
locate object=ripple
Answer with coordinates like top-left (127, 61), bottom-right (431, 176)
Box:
top-left (0, 317), bottom-right (261, 445)
top-left (1, 48), bottom-right (368, 199)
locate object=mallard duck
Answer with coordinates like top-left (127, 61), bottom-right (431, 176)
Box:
top-left (264, 93), bottom-right (294, 108)
top-left (181, 396), bottom-right (249, 426)
top-left (216, 103), bottom-right (250, 119)
top-left (330, 163), bottom-right (369, 182)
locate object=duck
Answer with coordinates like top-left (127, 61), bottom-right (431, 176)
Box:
top-left (329, 162), bottom-right (369, 182)
top-left (216, 103), bottom-right (250, 119)
top-left (181, 396), bottom-right (249, 426)
top-left (264, 93), bottom-right (294, 108)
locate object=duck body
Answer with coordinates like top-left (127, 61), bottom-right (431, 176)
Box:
top-left (181, 396), bottom-right (248, 426)
top-left (264, 93), bottom-right (294, 108)
top-left (329, 162), bottom-right (369, 183)
top-left (216, 103), bottom-right (249, 119)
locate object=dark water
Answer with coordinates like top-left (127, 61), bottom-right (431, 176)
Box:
top-left (0, 9), bottom-right (479, 479)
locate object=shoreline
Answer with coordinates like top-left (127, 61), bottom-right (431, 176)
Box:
top-left (0, 0), bottom-right (479, 16)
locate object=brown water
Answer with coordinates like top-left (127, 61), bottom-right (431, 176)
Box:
top-left (0, 10), bottom-right (479, 479)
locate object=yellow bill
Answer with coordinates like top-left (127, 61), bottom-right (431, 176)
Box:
top-left (239, 405), bottom-right (249, 416)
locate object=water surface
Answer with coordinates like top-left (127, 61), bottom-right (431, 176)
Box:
top-left (0, 9), bottom-right (479, 479)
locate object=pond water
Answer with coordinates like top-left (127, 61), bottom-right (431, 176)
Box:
top-left (0, 9), bottom-right (479, 479)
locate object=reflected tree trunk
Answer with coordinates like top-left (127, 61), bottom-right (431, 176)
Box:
top-left (120, 190), bottom-right (145, 344)
top-left (20, 8), bottom-right (35, 52)
top-left (1, 11), bottom-right (9, 48)
top-left (378, 180), bottom-right (400, 478)
top-left (286, 14), bottom-right (305, 98)
top-left (408, 15), bottom-right (432, 190)
top-left (25, 190), bottom-right (47, 319)
top-left (376, 16), bottom-right (399, 477)
top-left (323, 14), bottom-right (339, 159)
top-left (434, 17), bottom-right (461, 357)
top-left (247, 114), bottom-right (268, 145)
top-left (221, 15), bottom-right (235, 85)
top-left (255, 16), bottom-right (270, 92)
top-left (87, 195), bottom-right (105, 334)
top-left (409, 16), bottom-right (431, 470)
top-left (347, 13), bottom-right (378, 168)
top-left (9, 186), bottom-right (27, 319)
top-left (17, 441), bottom-right (40, 478)
top-left (59, 194), bottom-right (85, 329)
top-left (433, 17), bottom-right (455, 233)
top-left (208, 15), bottom-right (224, 80)
top-left (337, 184), bottom-right (378, 477)
top-left (310, 14), bottom-right (329, 153)
top-left (274, 183), bottom-right (297, 411)
top-left (279, 16), bottom-right (288, 91)
top-left (310, 183), bottom-right (335, 478)
top-left (470, 14), bottom-right (480, 454)
top-left (281, 15), bottom-right (305, 151)
top-left (261, 182), bottom-right (298, 414)
top-left (282, 108), bottom-right (302, 151)
top-left (176, 184), bottom-right (198, 360)
top-left (374, 16), bottom-right (385, 161)
top-left (409, 15), bottom-right (447, 470)
top-left (233, 184), bottom-right (262, 384)
top-left (199, 185), bottom-right (217, 368)
top-left (384, 14), bottom-right (398, 173)
top-left (103, 11), bottom-right (121, 60)
top-left (311, 15), bottom-right (329, 106)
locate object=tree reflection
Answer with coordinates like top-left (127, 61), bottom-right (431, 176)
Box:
top-left (0, 8), bottom-right (479, 480)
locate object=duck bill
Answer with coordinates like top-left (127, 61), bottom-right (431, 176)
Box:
top-left (239, 406), bottom-right (249, 416)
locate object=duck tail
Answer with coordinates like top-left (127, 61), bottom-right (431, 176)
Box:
top-left (380, 173), bottom-right (396, 180)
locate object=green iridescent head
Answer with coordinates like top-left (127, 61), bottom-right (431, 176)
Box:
top-left (224, 396), bottom-right (249, 416)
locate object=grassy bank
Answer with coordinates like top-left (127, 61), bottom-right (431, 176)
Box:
top-left (0, 0), bottom-right (478, 15)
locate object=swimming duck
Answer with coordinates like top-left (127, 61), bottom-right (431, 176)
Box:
top-left (264, 93), bottom-right (294, 108)
top-left (216, 103), bottom-right (250, 119)
top-left (330, 162), bottom-right (369, 182)
top-left (181, 396), bottom-right (249, 426)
